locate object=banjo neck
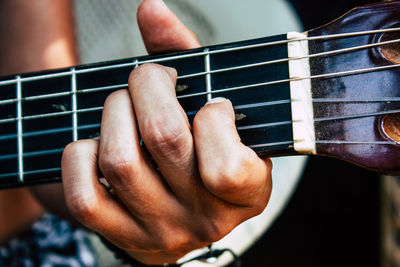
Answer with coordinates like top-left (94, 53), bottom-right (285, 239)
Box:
top-left (2, 1), bottom-right (400, 189)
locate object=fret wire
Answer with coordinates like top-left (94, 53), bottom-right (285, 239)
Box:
top-left (204, 49), bottom-right (212, 101)
top-left (16, 76), bottom-right (24, 183)
top-left (2, 37), bottom-right (400, 107)
top-left (0, 27), bottom-right (398, 88)
top-left (133, 58), bottom-right (139, 69)
top-left (71, 68), bottom-right (78, 141)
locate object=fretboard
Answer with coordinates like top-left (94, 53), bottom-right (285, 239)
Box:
top-left (0, 34), bottom-right (298, 189)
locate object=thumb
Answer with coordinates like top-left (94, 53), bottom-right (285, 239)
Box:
top-left (137, 0), bottom-right (201, 54)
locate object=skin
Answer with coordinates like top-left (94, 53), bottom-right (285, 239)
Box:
top-left (62, 0), bottom-right (273, 264)
top-left (0, 0), bottom-right (77, 244)
top-left (0, 0), bottom-right (273, 265)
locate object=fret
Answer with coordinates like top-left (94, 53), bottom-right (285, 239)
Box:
top-left (16, 76), bottom-right (24, 183)
top-left (204, 49), bottom-right (212, 101)
top-left (71, 68), bottom-right (78, 141)
top-left (20, 73), bottom-right (73, 181)
top-left (0, 81), bottom-right (18, 187)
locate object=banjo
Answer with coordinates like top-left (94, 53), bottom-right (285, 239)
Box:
top-left (0, 1), bottom-right (399, 266)
top-left (1, 1), bottom-right (400, 189)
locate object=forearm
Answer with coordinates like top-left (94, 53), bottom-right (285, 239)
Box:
top-left (0, 0), bottom-right (78, 75)
top-left (0, 0), bottom-right (79, 243)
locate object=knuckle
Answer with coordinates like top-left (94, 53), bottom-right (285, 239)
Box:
top-left (149, 222), bottom-right (194, 252)
top-left (99, 150), bottom-right (139, 179)
top-left (158, 231), bottom-right (192, 252)
top-left (143, 119), bottom-right (189, 155)
top-left (198, 217), bottom-right (231, 243)
top-left (66, 192), bottom-right (99, 224)
top-left (203, 158), bottom-right (251, 195)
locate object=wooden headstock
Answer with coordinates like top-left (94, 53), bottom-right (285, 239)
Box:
top-left (307, 1), bottom-right (400, 173)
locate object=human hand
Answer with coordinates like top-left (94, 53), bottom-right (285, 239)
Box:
top-left (61, 0), bottom-right (272, 265)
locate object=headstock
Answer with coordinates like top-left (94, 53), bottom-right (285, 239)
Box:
top-left (307, 1), bottom-right (400, 173)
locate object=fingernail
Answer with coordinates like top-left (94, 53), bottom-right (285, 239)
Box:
top-left (205, 97), bottom-right (226, 106)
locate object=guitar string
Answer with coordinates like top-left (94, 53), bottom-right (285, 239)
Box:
top-left (1, 35), bottom-right (400, 106)
top-left (1, 137), bottom-right (399, 179)
top-left (1, 96), bottom-right (399, 142)
top-left (2, 28), bottom-right (400, 178)
top-left (1, 61), bottom-right (400, 162)
top-left (0, 26), bottom-right (399, 88)
top-left (1, 61), bottom-right (400, 126)
top-left (1, 106), bottom-right (400, 161)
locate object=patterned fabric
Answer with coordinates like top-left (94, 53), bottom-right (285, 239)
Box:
top-left (0, 214), bottom-right (96, 267)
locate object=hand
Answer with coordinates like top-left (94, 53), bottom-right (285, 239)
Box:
top-left (61, 0), bottom-right (272, 265)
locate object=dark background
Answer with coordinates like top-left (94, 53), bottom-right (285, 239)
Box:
top-left (230, 1), bottom-right (382, 266)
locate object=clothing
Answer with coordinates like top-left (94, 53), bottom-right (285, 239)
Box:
top-left (0, 214), bottom-right (96, 267)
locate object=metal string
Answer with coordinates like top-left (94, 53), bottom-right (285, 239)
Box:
top-left (1, 61), bottom-right (400, 125)
top-left (0, 137), bottom-right (398, 179)
top-left (1, 34), bottom-right (400, 106)
top-left (1, 106), bottom-right (400, 162)
top-left (0, 26), bottom-right (398, 86)
top-left (2, 28), bottom-right (400, 177)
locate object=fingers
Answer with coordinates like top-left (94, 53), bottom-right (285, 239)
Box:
top-left (128, 64), bottom-right (201, 200)
top-left (61, 139), bottom-right (146, 249)
top-left (193, 98), bottom-right (273, 208)
top-left (98, 89), bottom-right (181, 219)
top-left (137, 0), bottom-right (200, 54)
